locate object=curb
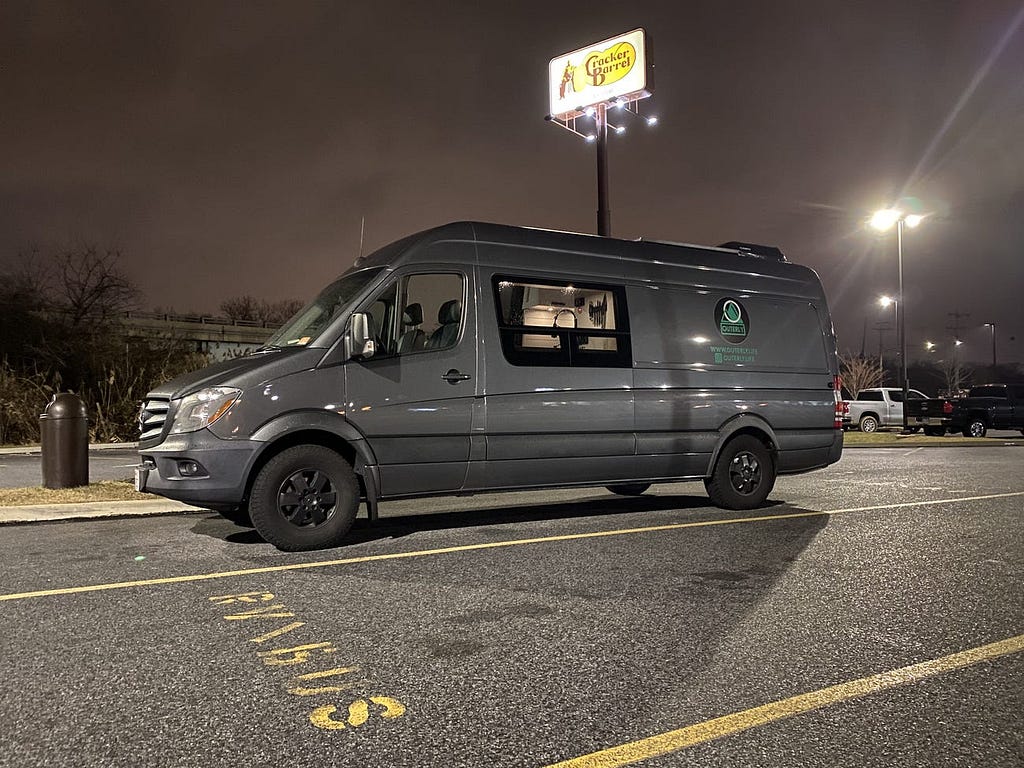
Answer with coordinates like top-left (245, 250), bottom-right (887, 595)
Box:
top-left (843, 438), bottom-right (1024, 449)
top-left (0, 442), bottom-right (138, 456)
top-left (0, 499), bottom-right (209, 525)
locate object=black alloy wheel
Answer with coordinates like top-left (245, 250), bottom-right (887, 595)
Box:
top-left (704, 435), bottom-right (776, 510)
top-left (962, 419), bottom-right (987, 438)
top-left (250, 445), bottom-right (359, 551)
top-left (277, 468), bottom-right (339, 527)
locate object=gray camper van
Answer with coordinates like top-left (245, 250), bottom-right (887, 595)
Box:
top-left (136, 222), bottom-right (843, 550)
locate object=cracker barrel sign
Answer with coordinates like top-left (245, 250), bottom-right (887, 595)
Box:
top-left (548, 28), bottom-right (653, 120)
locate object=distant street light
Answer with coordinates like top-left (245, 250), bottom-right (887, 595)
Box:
top-left (984, 323), bottom-right (997, 368)
top-left (870, 208), bottom-right (927, 432)
top-left (925, 341), bottom-right (936, 352)
top-left (877, 295), bottom-right (898, 374)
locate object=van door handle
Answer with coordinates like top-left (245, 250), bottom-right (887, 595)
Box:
top-left (442, 369), bottom-right (472, 384)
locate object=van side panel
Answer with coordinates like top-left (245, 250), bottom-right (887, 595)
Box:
top-left (464, 250), bottom-right (638, 490)
top-left (630, 284), bottom-right (837, 476)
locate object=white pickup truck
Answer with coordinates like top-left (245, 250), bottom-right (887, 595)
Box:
top-left (843, 387), bottom-right (928, 432)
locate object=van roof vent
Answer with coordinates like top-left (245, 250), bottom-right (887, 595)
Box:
top-left (718, 241), bottom-right (787, 262)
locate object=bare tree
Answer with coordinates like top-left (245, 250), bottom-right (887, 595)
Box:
top-left (839, 353), bottom-right (883, 397)
top-left (940, 356), bottom-right (972, 397)
top-left (220, 295), bottom-right (262, 322)
top-left (220, 295), bottom-right (301, 325)
top-left (261, 298), bottom-right (303, 325)
top-left (54, 247), bottom-right (138, 326)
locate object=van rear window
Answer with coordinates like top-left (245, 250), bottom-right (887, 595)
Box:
top-left (493, 277), bottom-right (631, 367)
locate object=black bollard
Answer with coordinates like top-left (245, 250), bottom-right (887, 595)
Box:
top-left (40, 393), bottom-right (89, 489)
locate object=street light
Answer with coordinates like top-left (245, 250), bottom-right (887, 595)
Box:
top-left (984, 323), bottom-right (997, 368)
top-left (870, 208), bottom-right (926, 432)
top-left (877, 295), bottom-right (898, 375)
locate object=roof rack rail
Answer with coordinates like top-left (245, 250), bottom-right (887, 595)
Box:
top-left (718, 241), bottom-right (787, 262)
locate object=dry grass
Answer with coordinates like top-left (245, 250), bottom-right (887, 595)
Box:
top-left (842, 431), bottom-right (1022, 447)
top-left (0, 481), bottom-right (148, 506)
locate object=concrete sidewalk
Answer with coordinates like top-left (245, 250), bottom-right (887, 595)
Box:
top-left (0, 498), bottom-right (209, 525)
top-left (0, 441), bottom-right (203, 524)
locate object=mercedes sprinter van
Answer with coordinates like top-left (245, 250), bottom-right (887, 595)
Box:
top-left (136, 222), bottom-right (843, 550)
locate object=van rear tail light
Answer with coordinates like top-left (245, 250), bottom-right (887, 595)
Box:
top-left (833, 375), bottom-right (844, 429)
top-left (943, 400), bottom-right (953, 415)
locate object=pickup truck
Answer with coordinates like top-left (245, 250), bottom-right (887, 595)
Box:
top-left (844, 387), bottom-right (928, 433)
top-left (908, 383), bottom-right (1024, 437)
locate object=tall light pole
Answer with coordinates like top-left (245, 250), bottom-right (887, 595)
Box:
top-left (878, 295), bottom-right (898, 379)
top-left (984, 322), bottom-right (997, 369)
top-left (870, 209), bottom-right (925, 432)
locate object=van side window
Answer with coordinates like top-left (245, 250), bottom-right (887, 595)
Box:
top-left (363, 272), bottom-right (465, 357)
top-left (493, 276), bottom-right (630, 367)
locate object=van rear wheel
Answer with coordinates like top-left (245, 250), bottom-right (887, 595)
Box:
top-left (607, 483), bottom-right (651, 496)
top-left (704, 435), bottom-right (775, 510)
top-left (250, 445), bottom-right (359, 552)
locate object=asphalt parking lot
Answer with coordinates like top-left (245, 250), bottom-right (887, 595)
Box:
top-left (1, 446), bottom-right (1022, 767)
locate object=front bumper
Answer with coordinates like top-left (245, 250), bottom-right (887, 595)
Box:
top-left (137, 431), bottom-right (262, 505)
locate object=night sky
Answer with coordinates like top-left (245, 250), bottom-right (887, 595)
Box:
top-left (3, 1), bottom-right (1023, 363)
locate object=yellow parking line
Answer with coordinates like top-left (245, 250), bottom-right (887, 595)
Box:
top-left (0, 491), bottom-right (1021, 603)
top-left (545, 633), bottom-right (1024, 768)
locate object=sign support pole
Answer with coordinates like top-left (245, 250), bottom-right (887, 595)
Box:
top-left (596, 103), bottom-right (611, 237)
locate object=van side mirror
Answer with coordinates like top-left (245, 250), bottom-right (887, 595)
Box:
top-left (347, 312), bottom-right (376, 359)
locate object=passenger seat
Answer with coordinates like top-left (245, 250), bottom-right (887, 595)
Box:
top-left (426, 300), bottom-right (461, 349)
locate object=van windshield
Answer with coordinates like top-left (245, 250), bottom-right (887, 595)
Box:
top-left (262, 268), bottom-right (384, 348)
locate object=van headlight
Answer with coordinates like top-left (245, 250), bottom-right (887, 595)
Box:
top-left (169, 387), bottom-right (241, 434)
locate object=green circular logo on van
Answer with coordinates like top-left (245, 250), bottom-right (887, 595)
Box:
top-left (716, 298), bottom-right (749, 343)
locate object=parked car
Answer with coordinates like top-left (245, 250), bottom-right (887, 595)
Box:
top-left (136, 221), bottom-right (844, 550)
top-left (905, 396), bottom-right (954, 436)
top-left (949, 384), bottom-right (1024, 437)
top-left (844, 387), bottom-right (928, 432)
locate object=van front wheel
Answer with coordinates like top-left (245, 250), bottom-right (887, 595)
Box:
top-left (704, 436), bottom-right (775, 510)
top-left (250, 445), bottom-right (359, 552)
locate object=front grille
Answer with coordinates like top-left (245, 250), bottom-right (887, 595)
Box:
top-left (139, 396), bottom-right (170, 441)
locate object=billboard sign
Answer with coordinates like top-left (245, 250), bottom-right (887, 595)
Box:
top-left (548, 28), bottom-right (652, 120)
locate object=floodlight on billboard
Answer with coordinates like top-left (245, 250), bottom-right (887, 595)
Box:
top-left (547, 28), bottom-right (653, 121)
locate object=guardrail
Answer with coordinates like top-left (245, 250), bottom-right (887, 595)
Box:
top-left (120, 310), bottom-right (280, 329)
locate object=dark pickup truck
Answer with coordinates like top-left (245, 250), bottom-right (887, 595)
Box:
top-left (906, 383), bottom-right (1024, 437)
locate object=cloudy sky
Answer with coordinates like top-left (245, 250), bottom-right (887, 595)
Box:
top-left (2, 1), bottom-right (1023, 362)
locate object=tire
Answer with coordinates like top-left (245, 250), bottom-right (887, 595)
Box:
top-left (923, 427), bottom-right (945, 437)
top-left (704, 435), bottom-right (776, 510)
top-left (249, 445), bottom-right (359, 551)
top-left (858, 415), bottom-right (879, 433)
top-left (606, 483), bottom-right (651, 496)
top-left (962, 419), bottom-right (987, 438)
